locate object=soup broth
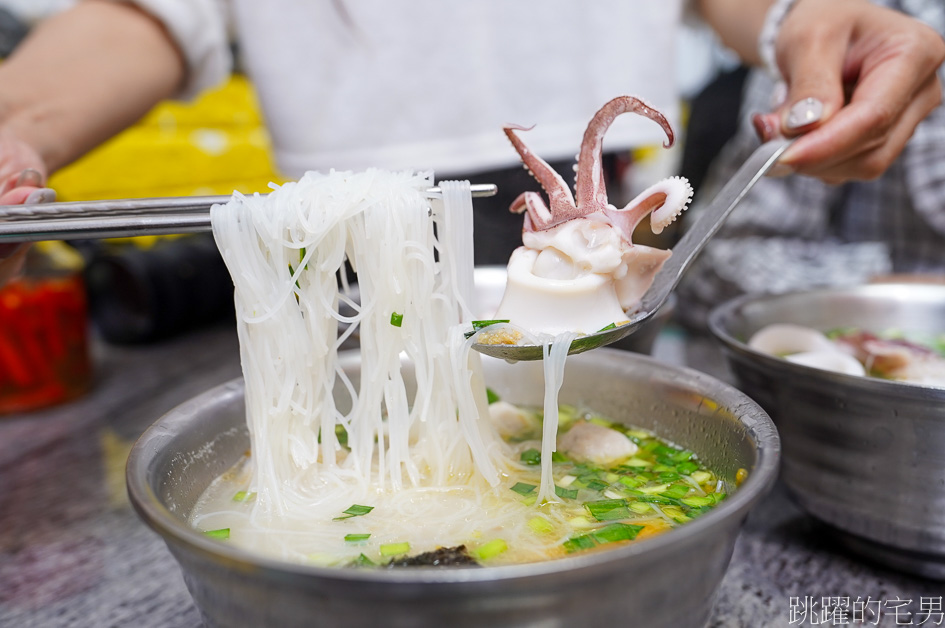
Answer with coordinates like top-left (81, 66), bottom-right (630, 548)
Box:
top-left (190, 404), bottom-right (727, 567)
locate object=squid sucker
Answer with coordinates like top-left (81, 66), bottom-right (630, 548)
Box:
top-left (493, 95), bottom-right (693, 336)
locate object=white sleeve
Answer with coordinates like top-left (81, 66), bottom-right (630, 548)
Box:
top-left (113, 0), bottom-right (232, 99)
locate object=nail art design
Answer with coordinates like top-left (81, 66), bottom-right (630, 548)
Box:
top-left (752, 113), bottom-right (776, 142)
top-left (786, 97), bottom-right (823, 130)
top-left (15, 168), bottom-right (43, 188)
top-left (24, 188), bottom-right (56, 205)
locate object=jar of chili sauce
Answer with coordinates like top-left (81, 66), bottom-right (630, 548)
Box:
top-left (0, 242), bottom-right (92, 414)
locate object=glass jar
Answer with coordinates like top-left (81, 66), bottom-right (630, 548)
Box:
top-left (0, 242), bottom-right (92, 414)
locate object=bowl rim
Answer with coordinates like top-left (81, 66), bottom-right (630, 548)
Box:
top-left (126, 349), bottom-right (779, 586)
top-left (708, 284), bottom-right (945, 396)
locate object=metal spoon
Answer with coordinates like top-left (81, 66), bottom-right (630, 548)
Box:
top-left (471, 138), bottom-right (795, 362)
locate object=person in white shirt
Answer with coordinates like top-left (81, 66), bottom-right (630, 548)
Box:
top-left (0, 0), bottom-right (941, 280)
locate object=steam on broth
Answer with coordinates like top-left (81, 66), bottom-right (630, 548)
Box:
top-left (196, 168), bottom-right (728, 567)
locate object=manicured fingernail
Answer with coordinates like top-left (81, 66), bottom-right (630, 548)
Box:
top-left (15, 168), bottom-right (43, 188)
top-left (24, 188), bottom-right (56, 205)
top-left (752, 113), bottom-right (776, 142)
top-left (786, 97), bottom-right (823, 130)
top-left (767, 163), bottom-right (795, 177)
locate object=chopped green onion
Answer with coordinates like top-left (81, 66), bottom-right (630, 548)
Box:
top-left (344, 533), bottom-right (372, 542)
top-left (691, 470), bottom-right (712, 484)
top-left (473, 539), bottom-right (508, 561)
top-left (662, 483), bottom-right (691, 499)
top-left (671, 450), bottom-right (695, 462)
top-left (676, 461), bottom-right (700, 474)
top-left (629, 501), bottom-right (652, 514)
top-left (333, 504), bottom-right (375, 520)
top-left (681, 496), bottom-right (715, 508)
top-left (232, 491), bottom-right (255, 502)
top-left (510, 482), bottom-right (537, 496)
top-left (528, 516), bottom-right (554, 535)
top-left (585, 499), bottom-right (631, 521)
top-left (471, 319), bottom-right (510, 330)
top-left (597, 322), bottom-right (617, 332)
top-left (204, 528), bottom-right (230, 540)
top-left (563, 534), bottom-right (596, 553)
top-left (591, 523), bottom-right (644, 544)
top-left (551, 451), bottom-right (569, 463)
top-left (486, 388), bottom-right (501, 404)
top-left (287, 263), bottom-right (301, 290)
top-left (352, 553), bottom-right (375, 567)
top-left (520, 449), bottom-right (541, 466)
top-left (619, 475), bottom-right (645, 489)
top-left (555, 485), bottom-right (578, 500)
top-left (585, 478), bottom-right (609, 492)
top-left (637, 483), bottom-right (670, 495)
top-left (379, 542), bottom-right (410, 556)
top-left (390, 312), bottom-right (403, 327)
top-left (662, 505), bottom-right (691, 523)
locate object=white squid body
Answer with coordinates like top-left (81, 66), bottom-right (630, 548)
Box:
top-left (493, 96), bottom-right (693, 335)
top-left (748, 324), bottom-right (867, 377)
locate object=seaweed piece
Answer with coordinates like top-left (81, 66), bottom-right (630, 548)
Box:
top-left (386, 545), bottom-right (480, 568)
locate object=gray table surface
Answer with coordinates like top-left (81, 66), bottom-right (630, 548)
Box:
top-left (1, 323), bottom-right (941, 628)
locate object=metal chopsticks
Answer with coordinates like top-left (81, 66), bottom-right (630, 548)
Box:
top-left (0, 183), bottom-right (498, 242)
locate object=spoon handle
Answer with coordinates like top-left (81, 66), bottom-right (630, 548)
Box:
top-left (640, 138), bottom-right (795, 314)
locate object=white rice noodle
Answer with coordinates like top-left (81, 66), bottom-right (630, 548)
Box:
top-left (210, 170), bottom-right (503, 519)
top-left (537, 332), bottom-right (578, 503)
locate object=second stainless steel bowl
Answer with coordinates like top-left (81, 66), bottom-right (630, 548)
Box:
top-left (709, 283), bottom-right (945, 579)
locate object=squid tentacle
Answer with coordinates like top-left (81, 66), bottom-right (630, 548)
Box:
top-left (603, 176), bottom-right (693, 241)
top-left (503, 124), bottom-right (575, 215)
top-left (510, 191), bottom-right (554, 232)
top-left (575, 96), bottom-right (676, 215)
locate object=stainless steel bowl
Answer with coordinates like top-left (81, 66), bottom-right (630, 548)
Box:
top-left (127, 349), bottom-right (778, 628)
top-left (709, 283), bottom-right (945, 579)
top-left (473, 266), bottom-right (676, 355)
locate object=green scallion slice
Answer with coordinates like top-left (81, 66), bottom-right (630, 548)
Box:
top-left (676, 461), bottom-right (700, 474)
top-left (344, 533), bottom-right (371, 542)
top-left (232, 491), bottom-right (255, 502)
top-left (471, 319), bottom-right (510, 330)
top-left (590, 523), bottom-right (644, 544)
top-left (563, 534), bottom-right (596, 553)
top-left (352, 553), bottom-right (375, 567)
top-left (597, 322), bottom-right (617, 332)
top-left (333, 504), bottom-right (375, 520)
top-left (379, 542), bottom-right (410, 556)
top-left (619, 475), bottom-right (645, 489)
top-left (681, 495), bottom-right (715, 508)
top-left (671, 450), bottom-right (695, 462)
top-left (473, 538), bottom-right (508, 561)
top-left (510, 482), bottom-right (537, 496)
top-left (520, 449), bottom-right (541, 466)
top-left (486, 388), bottom-right (501, 404)
top-left (585, 499), bottom-right (631, 521)
top-left (204, 528), bottom-right (230, 540)
top-left (528, 516), bottom-right (554, 535)
top-left (585, 479), bottom-right (609, 492)
top-left (662, 483), bottom-right (691, 499)
top-left (390, 312), bottom-right (404, 327)
top-left (555, 485), bottom-right (579, 500)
